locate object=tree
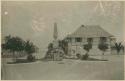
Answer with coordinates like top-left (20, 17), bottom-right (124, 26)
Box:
top-left (48, 43), bottom-right (53, 50)
top-left (1, 43), bottom-right (7, 56)
top-left (98, 43), bottom-right (108, 55)
top-left (2, 35), bottom-right (39, 62)
top-left (114, 42), bottom-right (124, 55)
top-left (24, 40), bottom-right (38, 61)
top-left (4, 35), bottom-right (11, 43)
top-left (3, 36), bottom-right (25, 61)
top-left (59, 40), bottom-right (68, 55)
top-left (76, 53), bottom-right (81, 59)
top-left (83, 43), bottom-right (92, 60)
top-left (84, 43), bottom-right (92, 54)
top-left (1, 43), bottom-right (7, 50)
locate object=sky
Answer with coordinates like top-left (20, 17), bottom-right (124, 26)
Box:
top-left (1, 1), bottom-right (125, 51)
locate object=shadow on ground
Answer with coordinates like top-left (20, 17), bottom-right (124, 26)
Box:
top-left (7, 59), bottom-right (37, 64)
top-left (83, 58), bottom-right (108, 61)
top-left (40, 57), bottom-right (108, 62)
top-left (7, 57), bottom-right (108, 64)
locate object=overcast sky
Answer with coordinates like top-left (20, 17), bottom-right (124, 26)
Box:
top-left (2, 1), bottom-right (124, 50)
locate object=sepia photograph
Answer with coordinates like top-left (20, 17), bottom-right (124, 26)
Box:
top-left (1, 1), bottom-right (125, 80)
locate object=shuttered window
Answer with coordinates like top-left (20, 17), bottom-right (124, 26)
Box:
top-left (87, 38), bottom-right (93, 43)
top-left (75, 37), bottom-right (82, 42)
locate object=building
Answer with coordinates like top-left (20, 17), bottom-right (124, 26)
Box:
top-left (64, 25), bottom-right (115, 57)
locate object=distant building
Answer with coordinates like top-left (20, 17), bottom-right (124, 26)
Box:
top-left (65, 25), bottom-right (116, 56)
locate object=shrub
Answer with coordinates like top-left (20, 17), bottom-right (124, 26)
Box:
top-left (27, 55), bottom-right (35, 62)
top-left (83, 43), bottom-right (92, 59)
top-left (76, 53), bottom-right (81, 59)
top-left (98, 43), bottom-right (108, 55)
top-left (81, 53), bottom-right (89, 60)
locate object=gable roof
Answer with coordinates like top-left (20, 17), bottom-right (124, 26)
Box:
top-left (67, 25), bottom-right (114, 38)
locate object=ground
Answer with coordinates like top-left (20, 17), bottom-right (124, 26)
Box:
top-left (2, 55), bottom-right (124, 80)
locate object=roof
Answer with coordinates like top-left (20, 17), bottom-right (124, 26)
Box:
top-left (67, 25), bottom-right (114, 38)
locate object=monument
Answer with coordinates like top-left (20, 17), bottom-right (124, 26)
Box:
top-left (45, 23), bottom-right (64, 61)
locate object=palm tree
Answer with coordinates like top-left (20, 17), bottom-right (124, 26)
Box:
top-left (114, 42), bottom-right (124, 55)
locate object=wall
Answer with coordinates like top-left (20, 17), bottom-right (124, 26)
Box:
top-left (67, 37), bottom-right (112, 56)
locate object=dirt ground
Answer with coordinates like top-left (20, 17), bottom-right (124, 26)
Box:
top-left (2, 55), bottom-right (124, 80)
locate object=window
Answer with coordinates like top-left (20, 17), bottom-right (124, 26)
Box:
top-left (66, 38), bottom-right (72, 42)
top-left (75, 37), bottom-right (82, 42)
top-left (100, 37), bottom-right (107, 42)
top-left (87, 38), bottom-right (93, 43)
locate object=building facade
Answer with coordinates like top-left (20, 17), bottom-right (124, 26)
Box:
top-left (65, 25), bottom-right (115, 57)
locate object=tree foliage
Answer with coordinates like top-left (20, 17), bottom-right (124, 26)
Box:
top-left (84, 43), bottom-right (92, 52)
top-left (3, 35), bottom-right (25, 53)
top-left (113, 42), bottom-right (124, 54)
top-left (24, 40), bottom-right (38, 55)
top-left (2, 35), bottom-right (38, 61)
top-left (98, 43), bottom-right (108, 55)
top-left (59, 40), bottom-right (68, 54)
top-left (48, 43), bottom-right (53, 50)
top-left (82, 43), bottom-right (92, 60)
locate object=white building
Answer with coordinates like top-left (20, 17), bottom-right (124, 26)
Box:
top-left (65, 25), bottom-right (116, 56)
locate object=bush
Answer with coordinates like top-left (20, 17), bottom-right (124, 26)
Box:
top-left (76, 53), bottom-right (81, 59)
top-left (84, 44), bottom-right (92, 52)
top-left (27, 55), bottom-right (35, 62)
top-left (98, 43), bottom-right (108, 55)
top-left (81, 53), bottom-right (89, 60)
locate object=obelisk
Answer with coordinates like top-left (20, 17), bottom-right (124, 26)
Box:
top-left (53, 22), bottom-right (58, 40)
top-left (53, 22), bottom-right (59, 48)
